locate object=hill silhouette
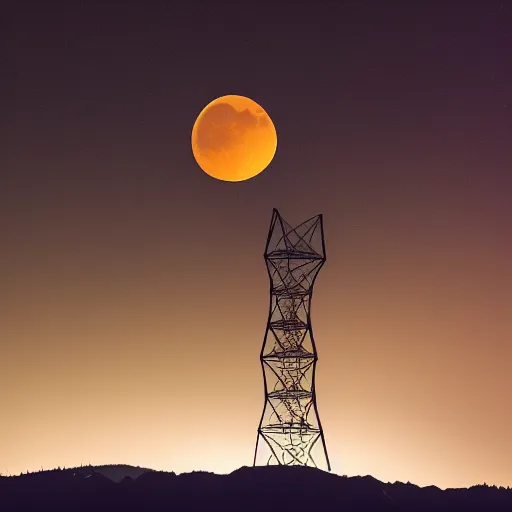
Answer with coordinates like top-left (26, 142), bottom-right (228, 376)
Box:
top-left (1, 464), bottom-right (511, 511)
top-left (68, 463), bottom-right (153, 483)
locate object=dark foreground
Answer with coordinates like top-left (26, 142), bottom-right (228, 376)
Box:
top-left (1, 464), bottom-right (511, 512)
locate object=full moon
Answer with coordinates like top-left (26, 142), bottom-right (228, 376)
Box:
top-left (191, 95), bottom-right (277, 182)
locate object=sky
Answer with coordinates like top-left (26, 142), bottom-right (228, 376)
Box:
top-left (2, 1), bottom-right (511, 489)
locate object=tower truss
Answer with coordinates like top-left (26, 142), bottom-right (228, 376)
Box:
top-left (254, 208), bottom-right (330, 471)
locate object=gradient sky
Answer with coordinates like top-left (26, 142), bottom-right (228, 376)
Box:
top-left (2, 1), bottom-right (511, 489)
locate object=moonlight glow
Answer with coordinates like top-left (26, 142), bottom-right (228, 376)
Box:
top-left (191, 95), bottom-right (277, 182)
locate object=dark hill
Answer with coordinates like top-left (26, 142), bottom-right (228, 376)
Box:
top-left (71, 463), bottom-right (153, 483)
top-left (1, 464), bottom-right (511, 512)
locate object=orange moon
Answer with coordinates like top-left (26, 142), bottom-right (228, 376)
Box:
top-left (191, 95), bottom-right (277, 182)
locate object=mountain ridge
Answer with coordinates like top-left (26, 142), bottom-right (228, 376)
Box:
top-left (1, 464), bottom-right (511, 511)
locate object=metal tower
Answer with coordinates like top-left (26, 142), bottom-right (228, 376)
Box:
top-left (254, 208), bottom-right (330, 471)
